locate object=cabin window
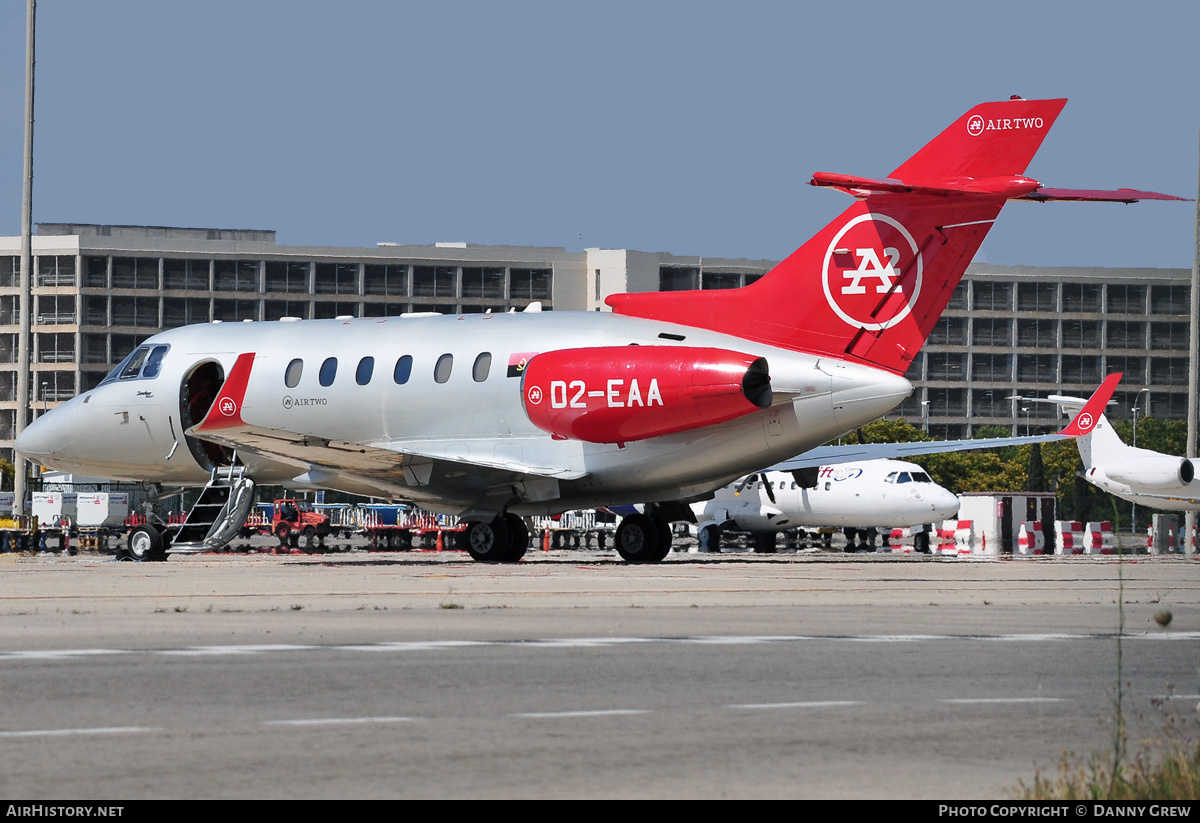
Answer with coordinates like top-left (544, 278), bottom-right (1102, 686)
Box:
top-left (284, 358), bottom-right (303, 388)
top-left (319, 357), bottom-right (337, 387)
top-left (434, 353), bottom-right (453, 384)
top-left (472, 352), bottom-right (491, 382)
top-left (394, 355), bottom-right (413, 384)
top-left (356, 356), bottom-right (374, 386)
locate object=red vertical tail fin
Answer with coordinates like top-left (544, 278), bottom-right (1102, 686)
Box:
top-left (608, 98), bottom-right (1069, 374)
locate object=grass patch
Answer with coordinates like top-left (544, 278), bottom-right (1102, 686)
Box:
top-left (1019, 710), bottom-right (1200, 800)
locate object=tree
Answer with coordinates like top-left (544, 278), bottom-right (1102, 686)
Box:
top-left (1027, 442), bottom-right (1046, 492)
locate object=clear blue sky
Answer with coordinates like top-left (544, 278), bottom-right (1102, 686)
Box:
top-left (1, 1), bottom-right (1197, 268)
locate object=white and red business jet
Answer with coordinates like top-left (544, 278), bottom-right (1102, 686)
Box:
top-left (16, 98), bottom-right (1183, 562)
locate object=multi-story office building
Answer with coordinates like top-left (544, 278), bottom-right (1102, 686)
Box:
top-left (0, 223), bottom-right (1190, 462)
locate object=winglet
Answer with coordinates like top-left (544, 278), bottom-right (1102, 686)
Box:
top-left (196, 352), bottom-right (256, 431)
top-left (1059, 373), bottom-right (1122, 437)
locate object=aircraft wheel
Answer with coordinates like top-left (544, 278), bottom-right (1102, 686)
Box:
top-left (127, 525), bottom-right (167, 562)
top-left (914, 531), bottom-right (931, 553)
top-left (614, 513), bottom-right (662, 563)
top-left (698, 523), bottom-right (721, 553)
top-left (502, 514), bottom-right (529, 562)
top-left (464, 518), bottom-right (512, 562)
top-left (753, 531), bottom-right (778, 554)
top-left (652, 516), bottom-right (673, 561)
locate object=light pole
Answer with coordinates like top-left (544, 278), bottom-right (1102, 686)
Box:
top-left (1131, 388), bottom-right (1150, 536)
top-left (1022, 406), bottom-right (1031, 437)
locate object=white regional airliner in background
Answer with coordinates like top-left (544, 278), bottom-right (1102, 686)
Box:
top-left (16, 98), bottom-right (1183, 563)
top-left (693, 460), bottom-right (959, 553)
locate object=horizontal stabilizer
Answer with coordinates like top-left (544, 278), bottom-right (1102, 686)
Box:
top-left (1020, 187), bottom-right (1189, 203)
top-left (810, 173), bottom-right (1186, 203)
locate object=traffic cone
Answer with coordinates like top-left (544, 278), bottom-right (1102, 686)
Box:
top-left (435, 530), bottom-right (443, 552)
top-left (543, 529), bottom-right (550, 552)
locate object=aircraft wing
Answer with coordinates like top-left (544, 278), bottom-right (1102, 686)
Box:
top-left (768, 433), bottom-right (1070, 472)
top-left (770, 373), bottom-right (1121, 473)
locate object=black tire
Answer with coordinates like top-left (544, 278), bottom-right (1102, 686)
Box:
top-left (303, 526), bottom-right (316, 551)
top-left (753, 531), bottom-right (778, 554)
top-left (127, 525), bottom-right (167, 562)
top-left (914, 531), bottom-right (931, 553)
top-left (464, 519), bottom-right (512, 562)
top-left (276, 524), bottom-right (292, 548)
top-left (614, 514), bottom-right (662, 563)
top-left (652, 517), bottom-right (673, 561)
top-left (502, 514), bottom-right (529, 562)
top-left (699, 523), bottom-right (722, 553)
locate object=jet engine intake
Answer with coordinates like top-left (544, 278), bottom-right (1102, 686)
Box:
top-left (1105, 456), bottom-right (1195, 488)
top-left (521, 346), bottom-right (770, 443)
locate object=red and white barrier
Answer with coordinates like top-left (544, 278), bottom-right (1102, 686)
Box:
top-left (935, 520), bottom-right (973, 556)
top-left (1085, 521), bottom-right (1115, 555)
top-left (1056, 521), bottom-right (1085, 554)
top-left (886, 526), bottom-right (921, 554)
top-left (1016, 521), bottom-right (1045, 555)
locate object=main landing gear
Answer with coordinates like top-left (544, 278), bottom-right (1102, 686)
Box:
top-left (614, 512), bottom-right (673, 563)
top-left (125, 524), bottom-right (168, 562)
top-left (461, 514), bottom-right (529, 563)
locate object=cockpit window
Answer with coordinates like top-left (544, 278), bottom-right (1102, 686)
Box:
top-left (142, 346), bottom-right (168, 379)
top-left (896, 472), bottom-right (912, 483)
top-left (911, 472), bottom-right (933, 483)
top-left (100, 344), bottom-right (170, 386)
top-left (885, 472), bottom-right (898, 484)
top-left (119, 348), bottom-right (150, 380)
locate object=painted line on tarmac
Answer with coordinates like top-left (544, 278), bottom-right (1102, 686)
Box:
top-left (262, 716), bottom-right (415, 726)
top-left (0, 726), bottom-right (161, 738)
top-left (510, 709), bottom-right (651, 719)
top-left (940, 697), bottom-right (1069, 705)
top-left (728, 700), bottom-right (863, 710)
top-left (2, 631), bottom-right (1198, 663)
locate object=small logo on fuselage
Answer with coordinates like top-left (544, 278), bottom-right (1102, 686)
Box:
top-left (219, 397), bottom-right (237, 417)
top-left (527, 386), bottom-right (544, 405)
top-left (282, 396), bottom-right (327, 410)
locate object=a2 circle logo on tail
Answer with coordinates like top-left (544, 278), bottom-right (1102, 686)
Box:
top-left (821, 214), bottom-right (923, 331)
top-left (967, 114), bottom-right (985, 136)
top-left (219, 397), bottom-right (237, 417)
top-left (1075, 412), bottom-right (1095, 433)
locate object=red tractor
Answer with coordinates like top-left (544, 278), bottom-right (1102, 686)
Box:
top-left (271, 499), bottom-right (332, 550)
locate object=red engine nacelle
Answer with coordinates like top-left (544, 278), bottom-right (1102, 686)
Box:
top-left (521, 346), bottom-right (771, 443)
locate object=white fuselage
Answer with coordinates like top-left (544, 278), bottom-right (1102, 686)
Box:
top-left (693, 460), bottom-right (960, 531)
top-left (18, 311), bottom-right (912, 518)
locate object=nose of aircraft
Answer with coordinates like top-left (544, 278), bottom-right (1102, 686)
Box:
top-left (930, 485), bottom-right (961, 521)
top-left (15, 399), bottom-right (82, 469)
